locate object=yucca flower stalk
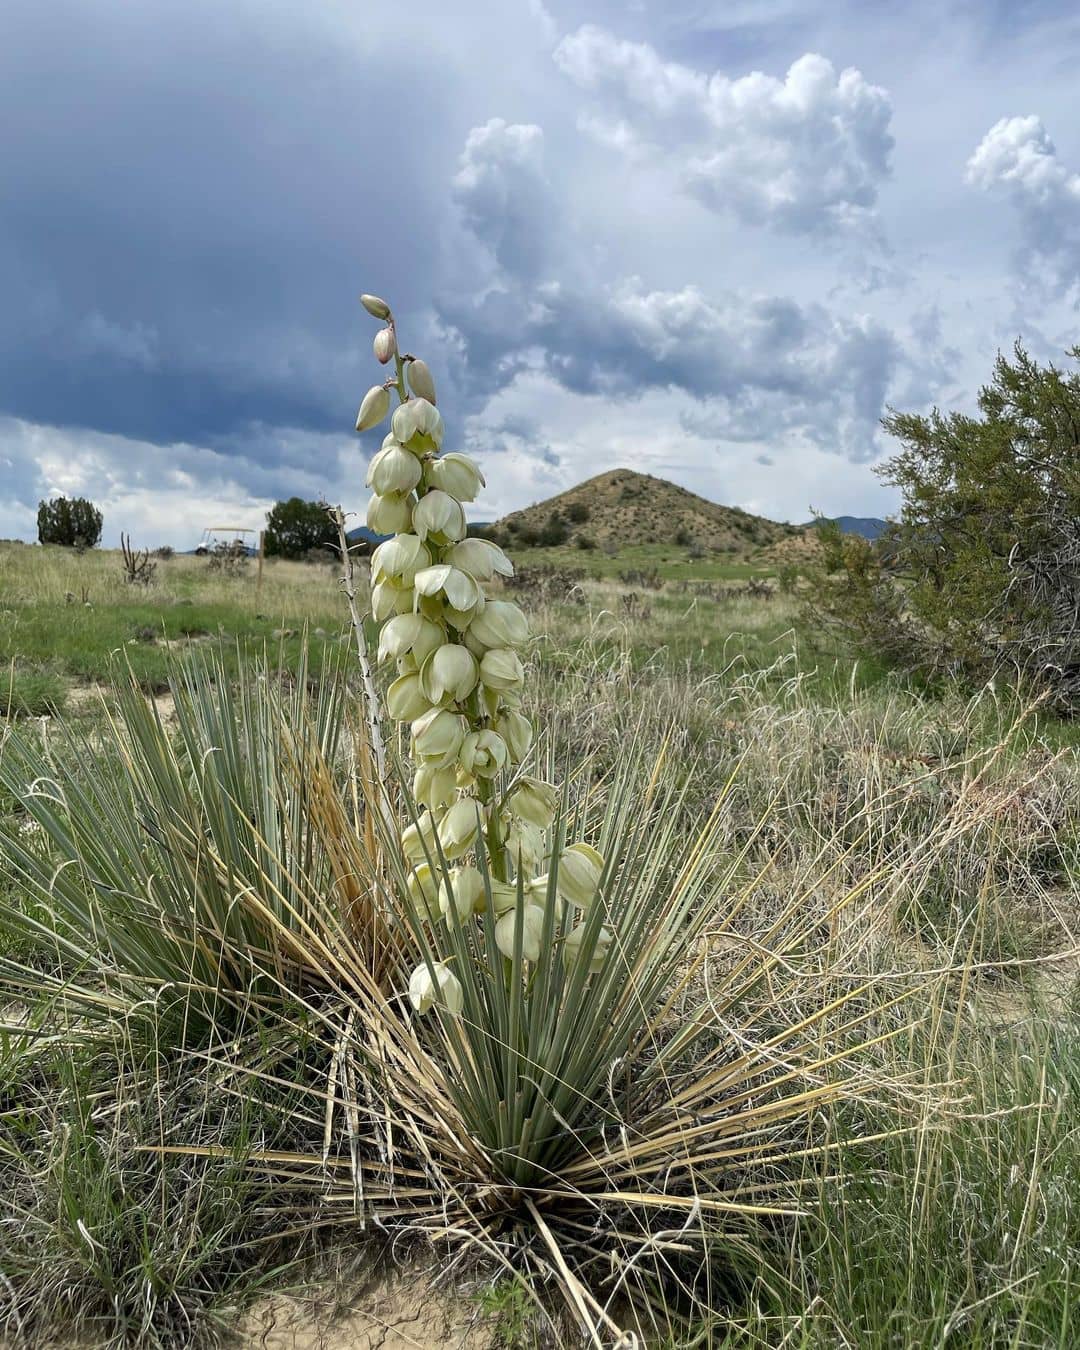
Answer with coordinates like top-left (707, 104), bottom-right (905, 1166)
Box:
top-left (355, 294), bottom-right (604, 1008)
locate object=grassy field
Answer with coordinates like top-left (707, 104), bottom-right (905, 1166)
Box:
top-left (1, 539), bottom-right (1078, 1347)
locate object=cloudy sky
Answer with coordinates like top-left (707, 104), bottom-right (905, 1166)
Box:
top-left (3, 0), bottom-right (1079, 547)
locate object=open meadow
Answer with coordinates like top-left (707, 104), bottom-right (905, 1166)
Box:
top-left (1, 539), bottom-right (1079, 1347)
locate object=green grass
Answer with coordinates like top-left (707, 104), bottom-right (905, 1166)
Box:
top-left (508, 540), bottom-right (782, 580)
top-left (2, 537), bottom-right (1079, 1346)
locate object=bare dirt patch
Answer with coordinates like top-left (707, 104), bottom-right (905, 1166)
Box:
top-left (237, 1271), bottom-right (505, 1350)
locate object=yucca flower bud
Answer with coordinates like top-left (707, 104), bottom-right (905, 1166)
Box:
top-left (414, 564), bottom-right (483, 616)
top-left (553, 842), bottom-right (605, 910)
top-left (406, 862), bottom-right (440, 917)
top-left (446, 538), bottom-right (514, 582)
top-left (372, 534), bottom-right (430, 587)
top-left (479, 647), bottom-right (525, 692)
top-left (377, 612), bottom-right (444, 665)
top-left (414, 762), bottom-right (458, 811)
top-left (412, 490), bottom-right (466, 545)
top-left (466, 600), bottom-right (529, 651)
top-left (497, 708), bottom-right (533, 763)
top-left (458, 729), bottom-right (509, 779)
top-left (408, 960), bottom-right (463, 1015)
top-left (494, 903), bottom-right (546, 962)
top-left (361, 294), bottom-right (392, 319)
top-left (392, 398), bottom-right (444, 452)
top-left (373, 327), bottom-right (396, 364)
top-left (426, 452), bottom-right (485, 503)
top-left (356, 384), bottom-right (390, 432)
top-left (437, 796), bottom-right (482, 858)
top-left (371, 578), bottom-right (414, 623)
top-left (367, 444), bottom-right (422, 496)
top-left (407, 358), bottom-right (437, 404)
top-left (563, 923), bottom-right (613, 975)
top-left (411, 707), bottom-right (467, 768)
top-left (438, 864), bottom-right (485, 921)
top-left (386, 672), bottom-right (434, 722)
top-left (507, 776), bottom-right (558, 830)
top-left (401, 810), bottom-right (438, 864)
top-left (419, 643), bottom-right (479, 704)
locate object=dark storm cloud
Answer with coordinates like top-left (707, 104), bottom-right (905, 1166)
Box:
top-left (0, 0), bottom-right (458, 449)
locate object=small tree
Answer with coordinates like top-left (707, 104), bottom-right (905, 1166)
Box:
top-left (37, 496), bottom-right (103, 549)
top-left (811, 343), bottom-right (1080, 710)
top-left (264, 497), bottom-right (336, 559)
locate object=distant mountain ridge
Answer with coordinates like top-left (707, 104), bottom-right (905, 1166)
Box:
top-left (803, 515), bottom-right (889, 540)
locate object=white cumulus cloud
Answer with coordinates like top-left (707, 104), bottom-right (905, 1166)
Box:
top-left (966, 115), bottom-right (1080, 297)
top-left (553, 26), bottom-right (894, 235)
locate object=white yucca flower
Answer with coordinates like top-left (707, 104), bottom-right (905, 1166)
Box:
top-left (506, 777), bottom-right (558, 830)
top-left (411, 708), bottom-right (467, 768)
top-left (367, 493), bottom-right (414, 535)
top-left (408, 960), bottom-right (463, 1016)
top-left (377, 613), bottom-right (444, 665)
top-left (419, 644), bottom-right (479, 705)
top-left (479, 648), bottom-right (525, 692)
top-left (372, 534), bottom-right (430, 587)
top-left (446, 538), bottom-right (514, 582)
top-left (466, 600), bottom-right (529, 651)
top-left (426, 451), bottom-right (484, 502)
top-left (413, 564), bottom-right (483, 615)
top-left (367, 444), bottom-right (422, 496)
top-left (494, 903), bottom-right (547, 962)
top-left (437, 796), bottom-right (483, 859)
top-left (413, 491), bottom-right (467, 545)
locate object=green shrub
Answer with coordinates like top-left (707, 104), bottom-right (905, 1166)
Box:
top-left (36, 496), bottom-right (103, 549)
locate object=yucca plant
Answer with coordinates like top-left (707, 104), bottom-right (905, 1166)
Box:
top-left (0, 643), bottom-right (393, 1034)
top-left (224, 294), bottom-right (928, 1339)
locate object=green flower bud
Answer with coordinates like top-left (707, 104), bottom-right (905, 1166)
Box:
top-left (413, 763), bottom-right (458, 811)
top-left (426, 452), bottom-right (485, 503)
top-left (408, 960), bottom-right (463, 1016)
top-left (412, 490), bottom-right (466, 545)
top-left (419, 643), bottom-right (479, 704)
top-left (507, 776), bottom-right (558, 830)
top-left (371, 578), bottom-right (414, 623)
top-left (551, 842), bottom-right (604, 910)
top-left (377, 613), bottom-right (444, 665)
top-left (366, 492), bottom-right (414, 536)
top-left (446, 538), bottom-right (514, 582)
top-left (458, 729), bottom-right (509, 779)
top-left (480, 647), bottom-right (525, 692)
top-left (401, 810), bottom-right (437, 864)
top-left (367, 445), bottom-right (422, 496)
top-left (466, 600), bottom-right (529, 650)
top-left (438, 864), bottom-right (485, 921)
top-left (494, 903), bottom-right (546, 962)
top-left (356, 384), bottom-right (390, 432)
top-left (497, 709), bottom-right (533, 762)
top-left (411, 708), bottom-right (467, 768)
top-left (407, 358), bottom-right (437, 404)
top-left (386, 672), bottom-right (435, 722)
top-left (372, 534), bottom-right (430, 586)
top-left (437, 796), bottom-right (482, 859)
top-left (414, 564), bottom-right (483, 615)
top-left (361, 294), bottom-right (392, 320)
top-left (563, 923), bottom-right (613, 975)
top-left (373, 326), bottom-right (396, 364)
